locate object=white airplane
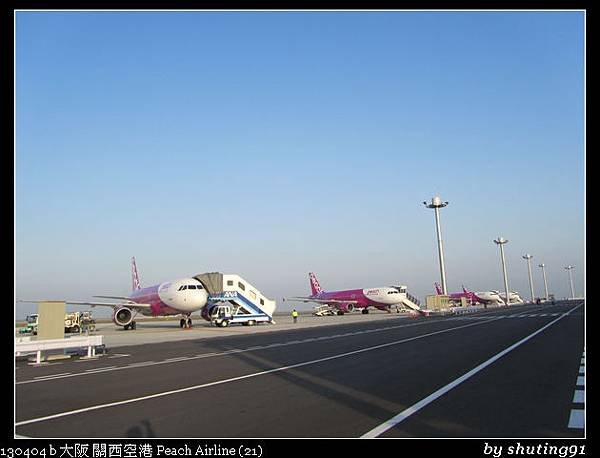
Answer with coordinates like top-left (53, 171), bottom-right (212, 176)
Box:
top-left (496, 290), bottom-right (525, 304)
top-left (18, 257), bottom-right (209, 330)
top-left (471, 289), bottom-right (506, 306)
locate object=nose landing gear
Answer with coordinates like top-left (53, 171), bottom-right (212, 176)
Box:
top-left (179, 316), bottom-right (193, 329)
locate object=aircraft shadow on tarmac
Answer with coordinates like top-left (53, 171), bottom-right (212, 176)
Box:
top-left (169, 327), bottom-right (456, 438)
top-left (165, 303), bottom-right (583, 439)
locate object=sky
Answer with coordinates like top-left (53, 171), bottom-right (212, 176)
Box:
top-left (15, 10), bottom-right (585, 318)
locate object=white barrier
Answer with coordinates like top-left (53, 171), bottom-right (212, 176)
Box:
top-left (15, 335), bottom-right (103, 364)
top-left (451, 306), bottom-right (485, 315)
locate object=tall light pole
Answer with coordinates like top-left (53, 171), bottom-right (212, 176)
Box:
top-left (522, 254), bottom-right (535, 303)
top-left (494, 237), bottom-right (510, 305)
top-left (423, 196), bottom-right (449, 295)
top-left (565, 265), bottom-right (575, 299)
top-left (538, 263), bottom-right (549, 300)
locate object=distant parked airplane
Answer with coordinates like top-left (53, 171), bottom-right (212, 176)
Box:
top-left (468, 288), bottom-right (506, 306)
top-left (18, 257), bottom-right (209, 330)
top-left (497, 291), bottom-right (525, 304)
top-left (285, 272), bottom-right (423, 315)
top-left (434, 282), bottom-right (483, 304)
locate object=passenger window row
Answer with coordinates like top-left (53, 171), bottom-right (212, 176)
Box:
top-left (177, 284), bottom-right (204, 291)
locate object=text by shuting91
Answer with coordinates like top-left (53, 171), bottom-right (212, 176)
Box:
top-left (483, 443), bottom-right (585, 458)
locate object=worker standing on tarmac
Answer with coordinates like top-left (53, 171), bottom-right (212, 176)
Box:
top-left (292, 309), bottom-right (299, 323)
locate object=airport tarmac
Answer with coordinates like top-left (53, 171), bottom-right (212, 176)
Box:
top-left (18, 309), bottom-right (419, 348)
top-left (15, 300), bottom-right (585, 438)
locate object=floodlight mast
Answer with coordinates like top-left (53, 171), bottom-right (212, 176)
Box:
top-left (523, 254), bottom-right (535, 303)
top-left (538, 263), bottom-right (549, 300)
top-left (494, 237), bottom-right (510, 306)
top-left (565, 265), bottom-right (575, 299)
top-left (423, 196), bottom-right (449, 295)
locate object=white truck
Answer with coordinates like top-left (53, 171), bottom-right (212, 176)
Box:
top-left (209, 303), bottom-right (273, 327)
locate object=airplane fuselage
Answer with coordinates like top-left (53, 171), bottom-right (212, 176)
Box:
top-left (128, 277), bottom-right (209, 316)
top-left (312, 286), bottom-right (404, 312)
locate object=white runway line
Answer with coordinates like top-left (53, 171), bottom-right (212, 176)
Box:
top-left (568, 349), bottom-right (585, 430)
top-left (33, 373), bottom-right (71, 380)
top-left (568, 410), bottom-right (584, 429)
top-left (361, 303), bottom-right (582, 438)
top-left (85, 366), bottom-right (117, 373)
top-left (573, 390), bottom-right (584, 403)
top-left (15, 317), bottom-right (504, 427)
top-left (16, 319), bottom-right (447, 384)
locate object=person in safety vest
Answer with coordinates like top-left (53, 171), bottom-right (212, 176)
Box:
top-left (292, 309), bottom-right (299, 323)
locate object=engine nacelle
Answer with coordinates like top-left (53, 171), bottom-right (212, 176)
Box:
top-left (113, 307), bottom-right (133, 327)
top-left (338, 303), bottom-right (354, 313)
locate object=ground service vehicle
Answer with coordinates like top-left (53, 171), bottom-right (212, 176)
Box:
top-left (209, 304), bottom-right (272, 327)
top-left (64, 311), bottom-right (96, 333)
top-left (18, 311), bottom-right (96, 335)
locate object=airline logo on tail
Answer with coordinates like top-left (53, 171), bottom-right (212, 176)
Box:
top-left (309, 272), bottom-right (323, 296)
top-left (434, 282), bottom-right (443, 295)
top-left (131, 256), bottom-right (141, 291)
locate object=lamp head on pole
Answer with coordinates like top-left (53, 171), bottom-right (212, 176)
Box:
top-left (538, 263), bottom-right (545, 268)
top-left (494, 237), bottom-right (508, 245)
top-left (523, 254), bottom-right (533, 260)
top-left (424, 196), bottom-right (449, 209)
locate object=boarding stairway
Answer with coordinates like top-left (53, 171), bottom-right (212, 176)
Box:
top-left (194, 272), bottom-right (276, 325)
top-left (400, 292), bottom-right (427, 315)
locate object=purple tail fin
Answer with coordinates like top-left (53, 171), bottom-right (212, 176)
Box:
top-left (434, 282), bottom-right (443, 295)
top-left (131, 257), bottom-right (141, 291)
top-left (309, 272), bottom-right (323, 296)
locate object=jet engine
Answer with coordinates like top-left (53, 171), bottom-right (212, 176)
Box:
top-left (338, 303), bottom-right (354, 313)
top-left (113, 307), bottom-right (133, 326)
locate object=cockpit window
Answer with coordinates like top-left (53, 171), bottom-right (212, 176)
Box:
top-left (178, 285), bottom-right (187, 291)
top-left (188, 285), bottom-right (196, 289)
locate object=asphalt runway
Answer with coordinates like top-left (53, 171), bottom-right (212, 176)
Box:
top-left (15, 301), bottom-right (585, 438)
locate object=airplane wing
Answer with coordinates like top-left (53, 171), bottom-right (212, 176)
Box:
top-left (17, 299), bottom-right (152, 309)
top-left (284, 297), bottom-right (360, 304)
top-left (93, 295), bottom-right (140, 301)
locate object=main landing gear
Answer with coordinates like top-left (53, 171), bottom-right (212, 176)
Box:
top-left (124, 321), bottom-right (137, 330)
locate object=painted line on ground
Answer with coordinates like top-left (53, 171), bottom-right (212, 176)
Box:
top-left (16, 305), bottom-right (574, 386)
top-left (85, 366), bottom-right (117, 373)
top-left (568, 349), bottom-right (585, 430)
top-left (360, 302), bottom-right (583, 438)
top-left (15, 316), bottom-right (506, 427)
top-left (568, 410), bottom-right (584, 429)
top-left (33, 373), bottom-right (71, 380)
top-left (14, 316), bottom-right (463, 384)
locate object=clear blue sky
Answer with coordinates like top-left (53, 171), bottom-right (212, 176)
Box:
top-left (15, 11), bottom-right (585, 318)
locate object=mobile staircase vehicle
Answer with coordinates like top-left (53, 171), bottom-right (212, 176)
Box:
top-left (196, 273), bottom-right (276, 327)
top-left (392, 285), bottom-right (426, 315)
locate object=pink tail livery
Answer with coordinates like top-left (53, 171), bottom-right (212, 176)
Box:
top-left (131, 256), bottom-right (141, 291)
top-left (309, 272), bottom-right (323, 296)
top-left (434, 282), bottom-right (443, 295)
